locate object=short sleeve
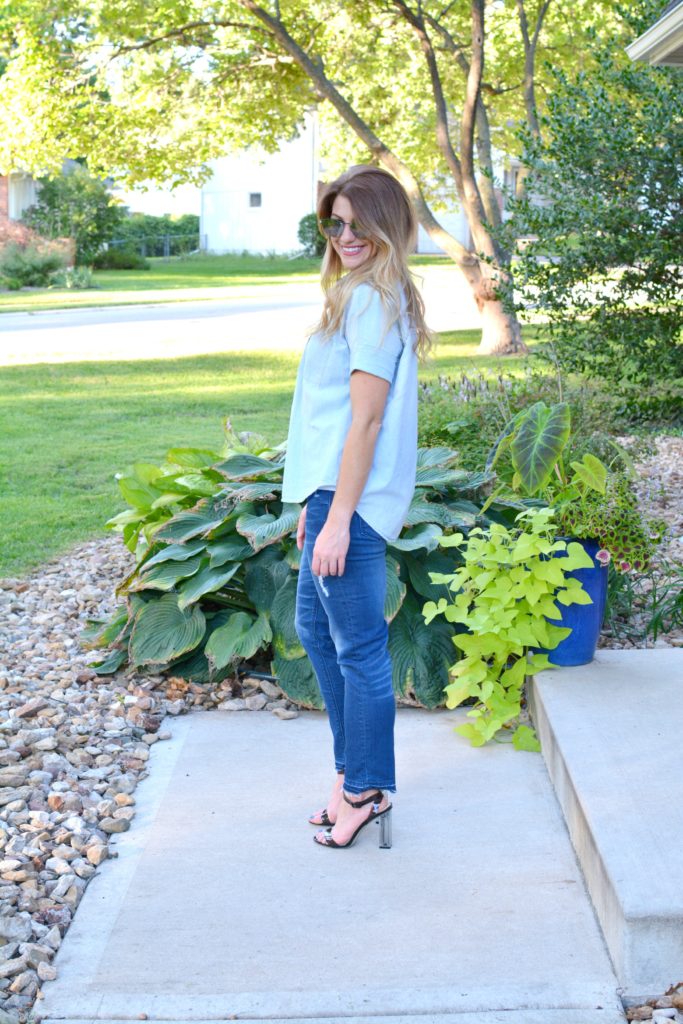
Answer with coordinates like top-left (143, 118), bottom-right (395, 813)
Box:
top-left (345, 284), bottom-right (404, 384)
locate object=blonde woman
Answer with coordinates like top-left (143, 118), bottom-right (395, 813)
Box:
top-left (281, 165), bottom-right (431, 849)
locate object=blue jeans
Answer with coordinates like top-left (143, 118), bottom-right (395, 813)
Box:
top-left (294, 489), bottom-right (397, 795)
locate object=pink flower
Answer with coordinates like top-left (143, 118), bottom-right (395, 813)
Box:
top-left (620, 560), bottom-right (632, 572)
top-left (596, 549), bottom-right (611, 565)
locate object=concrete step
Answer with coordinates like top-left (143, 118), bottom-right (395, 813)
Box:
top-left (530, 647), bottom-right (683, 998)
top-left (38, 1015), bottom-right (628, 1024)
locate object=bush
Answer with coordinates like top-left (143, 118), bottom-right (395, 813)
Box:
top-left (0, 242), bottom-right (66, 288)
top-left (297, 213), bottom-right (326, 258)
top-left (22, 164), bottom-right (124, 266)
top-left (84, 422), bottom-right (522, 710)
top-left (92, 247), bottom-right (150, 270)
top-left (49, 265), bottom-right (97, 290)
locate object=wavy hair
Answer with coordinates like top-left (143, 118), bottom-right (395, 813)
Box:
top-left (310, 165), bottom-right (433, 361)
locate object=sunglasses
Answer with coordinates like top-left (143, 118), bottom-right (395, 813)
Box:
top-left (319, 216), bottom-right (370, 241)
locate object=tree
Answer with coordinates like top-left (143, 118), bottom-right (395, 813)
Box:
top-left (0, 0), bottom-right (620, 352)
top-left (22, 164), bottom-right (123, 265)
top-left (500, 7), bottom-right (683, 390)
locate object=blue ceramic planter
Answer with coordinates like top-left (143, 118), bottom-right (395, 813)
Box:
top-left (548, 537), bottom-right (608, 667)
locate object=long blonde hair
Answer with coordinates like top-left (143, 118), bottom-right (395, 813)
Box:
top-left (310, 165), bottom-right (433, 361)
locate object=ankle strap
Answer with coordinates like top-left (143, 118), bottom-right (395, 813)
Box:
top-left (343, 789), bottom-right (383, 808)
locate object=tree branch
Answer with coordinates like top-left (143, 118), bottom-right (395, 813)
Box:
top-left (237, 0), bottom-right (473, 263)
top-left (390, 0), bottom-right (463, 193)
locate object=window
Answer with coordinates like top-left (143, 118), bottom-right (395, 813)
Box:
top-left (249, 192), bottom-right (262, 208)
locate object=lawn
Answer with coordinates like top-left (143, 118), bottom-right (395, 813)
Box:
top-left (0, 252), bottom-right (450, 313)
top-left (0, 327), bottom-right (531, 579)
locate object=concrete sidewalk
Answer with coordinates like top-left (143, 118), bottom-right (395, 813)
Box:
top-left (36, 707), bottom-right (625, 1024)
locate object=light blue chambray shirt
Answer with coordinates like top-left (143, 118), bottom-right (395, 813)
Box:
top-left (281, 281), bottom-right (418, 541)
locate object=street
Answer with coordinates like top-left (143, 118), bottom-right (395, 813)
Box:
top-left (0, 267), bottom-right (482, 365)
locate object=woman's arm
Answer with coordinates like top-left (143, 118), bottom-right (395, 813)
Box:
top-left (310, 369), bottom-right (390, 577)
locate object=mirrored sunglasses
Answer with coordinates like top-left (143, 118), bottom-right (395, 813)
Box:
top-left (318, 216), bottom-right (370, 241)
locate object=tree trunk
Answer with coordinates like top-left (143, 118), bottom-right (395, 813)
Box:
top-left (479, 296), bottom-right (525, 354)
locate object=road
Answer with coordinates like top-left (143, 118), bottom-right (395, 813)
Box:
top-left (0, 268), bottom-right (482, 365)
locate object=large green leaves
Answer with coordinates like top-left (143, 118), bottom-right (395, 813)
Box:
top-left (389, 594), bottom-right (455, 708)
top-left (510, 402), bottom-right (571, 495)
top-left (205, 611), bottom-right (273, 671)
top-left (214, 454), bottom-right (285, 480)
top-left (130, 594), bottom-right (205, 666)
top-left (176, 562), bottom-right (241, 609)
top-left (272, 652), bottom-right (324, 710)
top-left (236, 503), bottom-right (301, 552)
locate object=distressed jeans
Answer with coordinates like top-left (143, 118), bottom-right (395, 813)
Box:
top-left (294, 488), bottom-right (397, 795)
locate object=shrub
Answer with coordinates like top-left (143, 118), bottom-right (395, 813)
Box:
top-left (0, 242), bottom-right (66, 288)
top-left (49, 265), bottom-right (97, 289)
top-left (297, 213), bottom-right (326, 258)
top-left (92, 247), bottom-right (150, 270)
top-left (83, 422), bottom-right (521, 710)
top-left (22, 164), bottom-right (124, 265)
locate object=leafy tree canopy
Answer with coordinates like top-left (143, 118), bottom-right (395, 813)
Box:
top-left (500, 7), bottom-right (683, 390)
top-left (0, 0), bottom-right (620, 197)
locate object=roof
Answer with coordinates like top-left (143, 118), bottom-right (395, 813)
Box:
top-left (626, 0), bottom-right (683, 65)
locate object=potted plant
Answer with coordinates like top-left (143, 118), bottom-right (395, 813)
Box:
top-left (482, 401), bottom-right (660, 665)
top-left (424, 505), bottom-right (594, 751)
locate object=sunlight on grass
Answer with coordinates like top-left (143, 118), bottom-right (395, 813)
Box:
top-left (0, 323), bottom-right (536, 578)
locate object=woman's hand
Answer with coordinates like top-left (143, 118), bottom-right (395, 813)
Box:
top-left (296, 504), bottom-right (307, 551)
top-left (311, 515), bottom-right (351, 578)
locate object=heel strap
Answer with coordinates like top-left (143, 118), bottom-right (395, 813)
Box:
top-left (343, 789), bottom-right (383, 809)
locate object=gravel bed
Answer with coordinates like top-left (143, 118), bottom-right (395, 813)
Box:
top-left (0, 435), bottom-right (680, 1023)
top-left (0, 538), bottom-right (299, 1023)
top-left (599, 435), bottom-right (683, 650)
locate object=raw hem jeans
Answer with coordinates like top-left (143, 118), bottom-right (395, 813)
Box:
top-left (294, 489), bottom-right (397, 795)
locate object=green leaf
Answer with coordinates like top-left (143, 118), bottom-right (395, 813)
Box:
top-left (569, 453), bottom-right (607, 494)
top-left (510, 401), bottom-right (571, 494)
top-left (414, 466), bottom-right (470, 488)
top-left (140, 538), bottom-right (208, 570)
top-left (244, 556), bottom-right (291, 612)
top-left (272, 652), bottom-right (324, 709)
top-left (384, 553), bottom-right (407, 622)
top-left (81, 604), bottom-right (129, 649)
top-left (236, 503), bottom-right (301, 552)
top-left (205, 611), bottom-right (272, 670)
top-left (389, 523), bottom-right (443, 554)
top-left (152, 507), bottom-right (226, 544)
top-left (176, 562), bottom-right (241, 609)
top-left (214, 453), bottom-right (284, 479)
top-left (130, 594), bottom-right (205, 666)
top-left (512, 725), bottom-right (541, 752)
top-left (165, 447), bottom-right (221, 468)
top-left (130, 555), bottom-right (205, 592)
top-left (270, 576), bottom-right (304, 659)
top-left (388, 594), bottom-right (454, 707)
top-left (416, 446), bottom-right (460, 469)
top-left (208, 535), bottom-right (256, 566)
top-left (89, 647), bottom-right (128, 674)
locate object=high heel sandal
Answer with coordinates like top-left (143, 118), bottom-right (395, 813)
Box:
top-left (308, 770), bottom-right (345, 827)
top-left (313, 789), bottom-right (392, 849)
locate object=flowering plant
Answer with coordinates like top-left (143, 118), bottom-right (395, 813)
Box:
top-left (484, 400), bottom-right (662, 573)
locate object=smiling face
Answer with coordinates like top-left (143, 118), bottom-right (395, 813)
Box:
top-left (330, 194), bottom-right (375, 271)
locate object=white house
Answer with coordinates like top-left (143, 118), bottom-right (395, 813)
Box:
top-left (200, 116), bottom-right (319, 255)
top-left (199, 113), bottom-right (524, 256)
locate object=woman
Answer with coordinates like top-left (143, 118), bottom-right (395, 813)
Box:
top-left (281, 164), bottom-right (431, 849)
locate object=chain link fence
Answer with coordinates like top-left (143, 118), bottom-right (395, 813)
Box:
top-left (108, 233), bottom-right (206, 258)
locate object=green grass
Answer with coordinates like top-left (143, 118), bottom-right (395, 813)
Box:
top-left (0, 327), bottom-right (530, 579)
top-left (0, 252), bottom-right (452, 313)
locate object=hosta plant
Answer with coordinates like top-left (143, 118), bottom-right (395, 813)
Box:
top-left (83, 420), bottom-right (513, 710)
top-left (423, 507), bottom-right (594, 751)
